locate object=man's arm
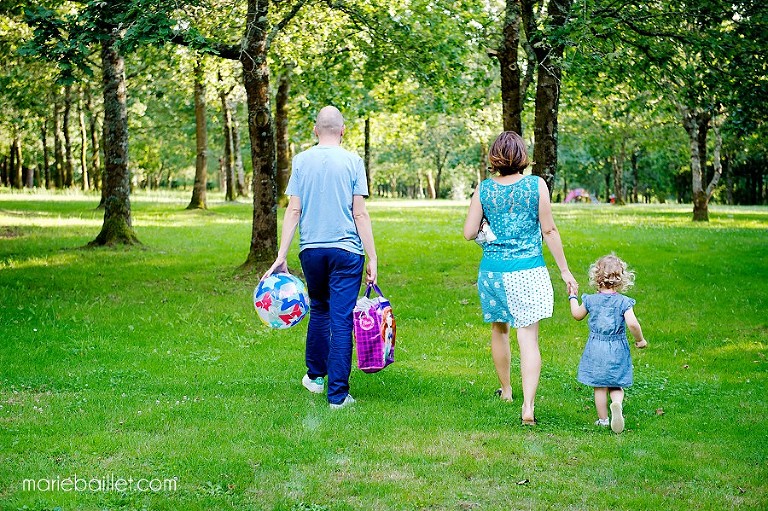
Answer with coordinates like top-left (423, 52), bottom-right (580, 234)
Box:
top-left (353, 195), bottom-right (378, 284)
top-left (261, 195), bottom-right (301, 280)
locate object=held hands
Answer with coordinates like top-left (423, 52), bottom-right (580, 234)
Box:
top-left (635, 339), bottom-right (648, 349)
top-left (563, 271), bottom-right (578, 297)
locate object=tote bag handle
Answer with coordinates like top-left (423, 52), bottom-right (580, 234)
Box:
top-left (364, 282), bottom-right (385, 298)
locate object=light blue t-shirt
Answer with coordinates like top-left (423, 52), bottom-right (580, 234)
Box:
top-left (285, 144), bottom-right (368, 254)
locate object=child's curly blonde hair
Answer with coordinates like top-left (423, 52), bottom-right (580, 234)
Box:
top-left (588, 254), bottom-right (635, 292)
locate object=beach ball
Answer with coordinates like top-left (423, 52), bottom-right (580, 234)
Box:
top-left (254, 273), bottom-right (310, 329)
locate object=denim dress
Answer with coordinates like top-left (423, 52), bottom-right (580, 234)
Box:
top-left (577, 293), bottom-right (636, 388)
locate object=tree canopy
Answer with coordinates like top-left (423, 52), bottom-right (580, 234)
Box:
top-left (0, 0), bottom-right (765, 238)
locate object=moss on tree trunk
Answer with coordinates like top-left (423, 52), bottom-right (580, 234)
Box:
top-left (89, 214), bottom-right (140, 246)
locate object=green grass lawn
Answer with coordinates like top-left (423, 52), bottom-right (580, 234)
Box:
top-left (1, 190), bottom-right (766, 510)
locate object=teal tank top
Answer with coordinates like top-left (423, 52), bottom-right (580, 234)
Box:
top-left (478, 175), bottom-right (544, 272)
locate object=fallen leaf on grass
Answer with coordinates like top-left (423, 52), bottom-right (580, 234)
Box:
top-left (656, 408), bottom-right (665, 416)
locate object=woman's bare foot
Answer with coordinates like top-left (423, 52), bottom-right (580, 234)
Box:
top-left (521, 405), bottom-right (536, 425)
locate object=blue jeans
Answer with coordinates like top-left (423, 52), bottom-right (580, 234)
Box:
top-left (299, 248), bottom-right (365, 405)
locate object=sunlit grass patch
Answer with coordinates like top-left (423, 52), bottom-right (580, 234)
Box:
top-left (1, 194), bottom-right (766, 510)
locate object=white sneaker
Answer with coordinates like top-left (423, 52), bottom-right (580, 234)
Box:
top-left (594, 418), bottom-right (609, 427)
top-left (329, 395), bottom-right (355, 409)
top-left (302, 375), bottom-right (324, 394)
top-left (610, 402), bottom-right (625, 433)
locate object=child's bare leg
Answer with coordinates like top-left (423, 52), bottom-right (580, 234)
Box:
top-left (517, 322), bottom-right (541, 421)
top-left (594, 387), bottom-right (609, 420)
top-left (609, 387), bottom-right (625, 433)
top-left (491, 322), bottom-right (512, 400)
top-left (609, 387), bottom-right (624, 405)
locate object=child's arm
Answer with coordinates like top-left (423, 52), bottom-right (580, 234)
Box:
top-left (624, 308), bottom-right (648, 348)
top-left (569, 295), bottom-right (588, 320)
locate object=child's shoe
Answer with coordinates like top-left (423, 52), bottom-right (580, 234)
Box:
top-left (594, 418), bottom-right (609, 427)
top-left (610, 402), bottom-right (625, 433)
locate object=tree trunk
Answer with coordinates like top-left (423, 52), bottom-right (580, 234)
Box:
top-left (531, 61), bottom-right (561, 194)
top-left (364, 117), bottom-right (371, 193)
top-left (725, 154), bottom-right (733, 205)
top-left (681, 107), bottom-right (711, 221)
top-left (53, 92), bottom-right (64, 188)
top-left (10, 135), bottom-right (22, 189)
top-left (275, 68), bottom-right (291, 199)
top-left (522, 0), bottom-right (572, 196)
top-left (187, 57), bottom-right (208, 210)
top-left (233, 111), bottom-right (246, 197)
top-left (79, 89), bottom-right (90, 191)
top-left (221, 87), bottom-right (235, 202)
top-left (612, 152), bottom-right (625, 205)
top-left (434, 150), bottom-right (447, 199)
top-left (63, 84), bottom-right (74, 187)
top-left (498, 0), bottom-right (523, 134)
top-left (89, 35), bottom-right (139, 246)
top-left (240, 0), bottom-right (278, 268)
top-left (7, 143), bottom-right (14, 187)
top-left (42, 120), bottom-right (50, 189)
top-left (0, 155), bottom-right (7, 187)
top-left (15, 137), bottom-right (23, 188)
top-left (562, 166), bottom-right (567, 201)
top-left (705, 123), bottom-right (723, 199)
top-left (425, 170), bottom-right (436, 199)
top-left (86, 88), bottom-right (102, 192)
top-left (29, 166), bottom-right (37, 188)
top-left (631, 151), bottom-right (639, 203)
top-left (98, 118), bottom-right (107, 209)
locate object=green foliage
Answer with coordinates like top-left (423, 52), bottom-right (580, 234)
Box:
top-left (566, 0), bottom-right (768, 189)
top-left (125, 45), bottom-right (200, 187)
top-left (1, 0), bottom-right (766, 205)
top-left (0, 193), bottom-right (766, 509)
top-left (19, 0), bottom-right (210, 82)
top-left (558, 80), bottom-right (688, 201)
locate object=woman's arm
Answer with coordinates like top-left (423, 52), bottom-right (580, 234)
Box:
top-left (538, 178), bottom-right (577, 291)
top-left (463, 186), bottom-right (484, 241)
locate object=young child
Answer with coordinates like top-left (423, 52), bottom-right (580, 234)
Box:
top-left (569, 254), bottom-right (648, 433)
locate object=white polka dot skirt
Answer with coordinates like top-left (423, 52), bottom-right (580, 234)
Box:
top-left (477, 266), bottom-right (554, 327)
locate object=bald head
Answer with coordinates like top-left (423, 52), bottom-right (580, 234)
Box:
top-left (315, 106), bottom-right (345, 139)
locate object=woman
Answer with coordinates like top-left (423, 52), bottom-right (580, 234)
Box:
top-left (464, 131), bottom-right (577, 424)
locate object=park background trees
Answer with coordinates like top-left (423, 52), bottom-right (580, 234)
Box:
top-left (1, 0), bottom-right (766, 255)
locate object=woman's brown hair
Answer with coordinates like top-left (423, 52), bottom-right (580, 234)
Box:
top-left (488, 131), bottom-right (530, 176)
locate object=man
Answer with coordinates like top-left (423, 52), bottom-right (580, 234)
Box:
top-left (262, 106), bottom-right (378, 409)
